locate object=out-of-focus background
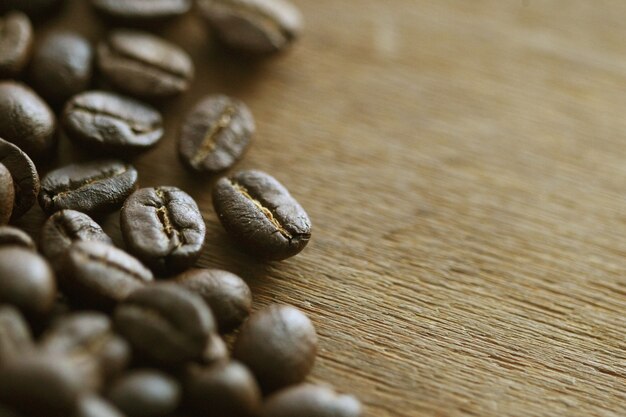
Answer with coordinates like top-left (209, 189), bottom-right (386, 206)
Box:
top-left (17, 1), bottom-right (626, 416)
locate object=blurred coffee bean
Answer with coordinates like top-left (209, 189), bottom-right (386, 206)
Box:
top-left (0, 12), bottom-right (33, 78)
top-left (107, 370), bottom-right (181, 417)
top-left (90, 0), bottom-right (191, 25)
top-left (59, 241), bottom-right (153, 310)
top-left (40, 210), bottom-right (112, 267)
top-left (0, 305), bottom-right (34, 365)
top-left (184, 361), bottom-right (261, 417)
top-left (0, 226), bottom-right (35, 249)
top-left (233, 304), bottom-right (317, 392)
top-left (0, 138), bottom-right (39, 220)
top-left (39, 160), bottom-right (138, 215)
top-left (212, 170), bottom-right (312, 260)
top-left (76, 395), bottom-right (125, 417)
top-left (0, 81), bottom-right (56, 161)
top-left (178, 95), bottom-right (255, 173)
top-left (0, 164), bottom-right (14, 225)
top-left (121, 187), bottom-right (205, 274)
top-left (97, 29), bottom-right (194, 99)
top-left (63, 91), bottom-right (164, 155)
top-left (114, 284), bottom-right (215, 365)
top-left (201, 333), bottom-right (229, 365)
top-left (0, 248), bottom-right (56, 315)
top-left (176, 269), bottom-right (252, 333)
top-left (29, 31), bottom-right (93, 104)
top-left (197, 0), bottom-right (303, 54)
top-left (260, 384), bottom-right (362, 417)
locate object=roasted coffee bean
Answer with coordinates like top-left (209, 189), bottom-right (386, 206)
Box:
top-left (0, 138), bottom-right (39, 220)
top-left (40, 312), bottom-right (131, 386)
top-left (0, 305), bottom-right (34, 365)
top-left (107, 370), bottom-right (181, 417)
top-left (260, 384), bottom-right (362, 417)
top-left (0, 81), bottom-right (56, 161)
top-left (40, 210), bottom-right (112, 266)
top-left (233, 304), bottom-right (317, 392)
top-left (98, 30), bottom-right (194, 99)
top-left (0, 355), bottom-right (83, 417)
top-left (202, 333), bottom-right (229, 364)
top-left (178, 95), bottom-right (254, 173)
top-left (0, 226), bottom-right (35, 249)
top-left (121, 187), bottom-right (206, 274)
top-left (197, 0), bottom-right (303, 54)
top-left (185, 361), bottom-right (261, 417)
top-left (39, 160), bottom-right (138, 215)
top-left (212, 170), bottom-right (312, 260)
top-left (0, 0), bottom-right (64, 17)
top-left (29, 31), bottom-right (93, 104)
top-left (114, 284), bottom-right (215, 365)
top-left (0, 12), bottom-right (33, 78)
top-left (0, 248), bottom-right (56, 315)
top-left (91, 0), bottom-right (191, 25)
top-left (59, 241), bottom-right (153, 310)
top-left (76, 395), bottom-right (124, 417)
top-left (63, 91), bottom-right (164, 154)
top-left (176, 269), bottom-right (252, 333)
top-left (0, 164), bottom-right (14, 224)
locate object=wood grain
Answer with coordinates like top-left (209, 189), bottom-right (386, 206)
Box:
top-left (13, 0), bottom-right (626, 416)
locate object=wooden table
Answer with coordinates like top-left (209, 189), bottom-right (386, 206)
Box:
top-left (19, 1), bottom-right (626, 416)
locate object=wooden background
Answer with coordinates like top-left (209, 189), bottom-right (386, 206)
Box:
top-left (16, 0), bottom-right (626, 416)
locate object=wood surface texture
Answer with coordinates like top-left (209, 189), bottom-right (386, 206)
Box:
top-left (15, 1), bottom-right (626, 416)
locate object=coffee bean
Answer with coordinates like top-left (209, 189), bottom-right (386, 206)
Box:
top-left (114, 284), bottom-right (215, 365)
top-left (178, 95), bottom-right (255, 173)
top-left (107, 370), bottom-right (181, 417)
top-left (97, 29), bottom-right (194, 99)
top-left (76, 395), bottom-right (124, 417)
top-left (260, 384), bottom-right (362, 417)
top-left (0, 305), bottom-right (34, 365)
top-left (0, 226), bottom-right (35, 249)
top-left (197, 0), bottom-right (303, 54)
top-left (121, 187), bottom-right (206, 274)
top-left (40, 312), bottom-right (131, 387)
top-left (0, 138), bottom-right (39, 220)
top-left (176, 269), bottom-right (252, 333)
top-left (0, 355), bottom-right (83, 417)
top-left (233, 304), bottom-right (317, 392)
top-left (29, 31), bottom-right (93, 104)
top-left (202, 333), bottom-right (229, 365)
top-left (0, 163), bottom-right (14, 224)
top-left (212, 170), bottom-right (312, 260)
top-left (63, 91), bottom-right (164, 155)
top-left (59, 241), bottom-right (153, 310)
top-left (91, 0), bottom-right (191, 25)
top-left (0, 81), bottom-right (56, 161)
top-left (39, 159), bottom-right (139, 215)
top-left (0, 12), bottom-right (33, 78)
top-left (185, 361), bottom-right (261, 417)
top-left (0, 0), bottom-right (63, 17)
top-left (40, 210), bottom-right (112, 267)
top-left (0, 248), bottom-right (56, 315)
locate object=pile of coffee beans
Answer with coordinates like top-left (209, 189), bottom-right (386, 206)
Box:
top-left (0, 1), bottom-right (362, 416)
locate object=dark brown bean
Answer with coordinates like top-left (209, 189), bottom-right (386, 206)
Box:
top-left (0, 226), bottom-right (35, 249)
top-left (0, 81), bottom-right (56, 161)
top-left (201, 333), bottom-right (229, 365)
top-left (39, 160), bottom-right (139, 215)
top-left (40, 210), bottom-right (112, 267)
top-left (97, 29), bottom-right (194, 99)
top-left (0, 163), bottom-right (14, 224)
top-left (0, 305), bottom-right (34, 365)
top-left (260, 384), bottom-right (362, 417)
top-left (91, 0), bottom-right (191, 25)
top-left (212, 170), bottom-right (312, 260)
top-left (114, 284), bottom-right (215, 365)
top-left (0, 248), bottom-right (56, 315)
top-left (59, 241), bottom-right (153, 310)
top-left (0, 138), bottom-right (39, 220)
top-left (76, 395), bottom-right (125, 417)
top-left (63, 91), bottom-right (164, 155)
top-left (184, 361), bottom-right (261, 417)
top-left (175, 269), bottom-right (252, 333)
top-left (0, 12), bottom-right (33, 78)
top-left (178, 95), bottom-right (255, 173)
top-left (197, 0), bottom-right (303, 54)
top-left (120, 187), bottom-right (206, 274)
top-left (233, 304), bottom-right (317, 393)
top-left (107, 370), bottom-right (181, 417)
